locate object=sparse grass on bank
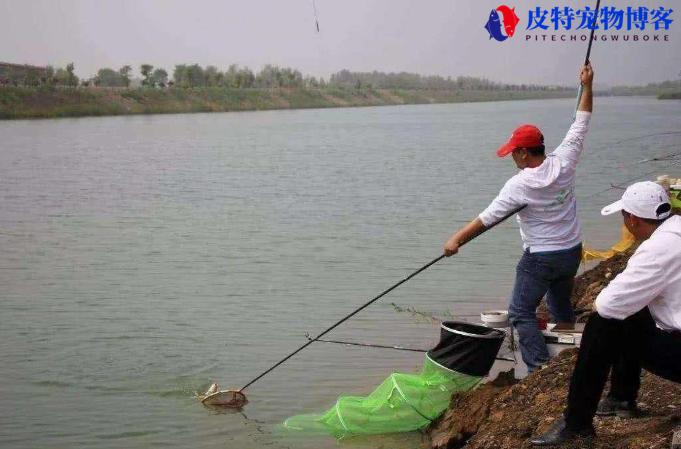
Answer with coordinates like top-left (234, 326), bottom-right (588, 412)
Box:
top-left (0, 86), bottom-right (576, 120)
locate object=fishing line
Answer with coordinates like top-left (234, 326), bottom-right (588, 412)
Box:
top-left (308, 0), bottom-right (328, 91)
top-left (311, 0), bottom-right (320, 32)
top-left (612, 131), bottom-right (681, 148)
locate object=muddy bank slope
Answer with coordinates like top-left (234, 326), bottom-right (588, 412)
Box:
top-left (429, 248), bottom-right (681, 449)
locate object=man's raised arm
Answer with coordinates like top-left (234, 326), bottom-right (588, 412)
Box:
top-left (578, 63), bottom-right (593, 113)
top-left (553, 63), bottom-right (594, 167)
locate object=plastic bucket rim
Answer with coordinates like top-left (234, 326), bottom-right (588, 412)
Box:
top-left (440, 321), bottom-right (505, 340)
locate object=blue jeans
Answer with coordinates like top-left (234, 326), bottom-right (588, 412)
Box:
top-left (509, 243), bottom-right (582, 372)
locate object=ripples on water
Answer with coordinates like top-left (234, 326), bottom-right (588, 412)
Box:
top-left (1, 97), bottom-right (680, 449)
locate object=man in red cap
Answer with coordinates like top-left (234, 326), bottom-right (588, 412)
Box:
top-left (444, 63), bottom-right (594, 372)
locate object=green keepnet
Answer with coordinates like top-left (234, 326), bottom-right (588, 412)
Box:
top-left (283, 355), bottom-right (481, 438)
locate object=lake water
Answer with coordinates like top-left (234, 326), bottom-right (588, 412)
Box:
top-left (1, 97), bottom-right (680, 449)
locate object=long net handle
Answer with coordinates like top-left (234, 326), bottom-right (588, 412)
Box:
top-left (238, 204), bottom-right (527, 392)
top-left (238, 0), bottom-right (602, 395)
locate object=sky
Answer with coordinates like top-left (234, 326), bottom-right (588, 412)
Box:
top-left (0, 0), bottom-right (679, 86)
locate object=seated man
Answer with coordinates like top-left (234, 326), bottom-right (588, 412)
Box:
top-left (531, 181), bottom-right (681, 445)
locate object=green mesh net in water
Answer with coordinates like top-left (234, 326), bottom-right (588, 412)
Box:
top-left (283, 355), bottom-right (481, 437)
top-left (283, 322), bottom-right (505, 438)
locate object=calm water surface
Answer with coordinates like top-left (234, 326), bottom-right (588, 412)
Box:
top-left (1, 97), bottom-right (680, 449)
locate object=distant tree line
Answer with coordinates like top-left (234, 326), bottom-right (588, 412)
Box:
top-left (170, 64), bottom-right (325, 89)
top-left (89, 65), bottom-right (132, 87)
top-left (12, 60), bottom-right (664, 93)
top-left (609, 79), bottom-right (681, 96)
top-left (0, 62), bottom-right (78, 87)
top-left (164, 65), bottom-right (571, 91)
top-left (328, 69), bottom-right (571, 91)
top-left (86, 65), bottom-right (168, 88)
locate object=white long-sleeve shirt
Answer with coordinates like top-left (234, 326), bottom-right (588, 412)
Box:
top-left (595, 215), bottom-right (681, 331)
top-left (479, 111), bottom-right (591, 252)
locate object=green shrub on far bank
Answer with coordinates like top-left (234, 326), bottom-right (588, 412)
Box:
top-left (658, 91), bottom-right (681, 100)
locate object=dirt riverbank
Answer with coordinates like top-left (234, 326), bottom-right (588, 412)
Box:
top-left (429, 248), bottom-right (681, 449)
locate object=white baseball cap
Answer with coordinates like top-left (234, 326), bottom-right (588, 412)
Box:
top-left (601, 181), bottom-right (672, 220)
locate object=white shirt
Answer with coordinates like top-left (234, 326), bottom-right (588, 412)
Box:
top-left (479, 111), bottom-right (591, 252)
top-left (595, 215), bottom-right (681, 332)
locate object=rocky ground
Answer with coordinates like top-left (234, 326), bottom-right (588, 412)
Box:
top-left (428, 248), bottom-right (681, 449)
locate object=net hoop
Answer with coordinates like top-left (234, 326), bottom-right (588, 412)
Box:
top-left (200, 389), bottom-right (248, 409)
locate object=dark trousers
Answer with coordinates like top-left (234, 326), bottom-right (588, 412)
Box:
top-left (565, 308), bottom-right (681, 430)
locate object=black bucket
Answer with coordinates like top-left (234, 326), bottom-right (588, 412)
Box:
top-left (427, 321), bottom-right (505, 377)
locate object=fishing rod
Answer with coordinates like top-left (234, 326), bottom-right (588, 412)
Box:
top-left (582, 0), bottom-right (601, 65)
top-left (305, 334), bottom-right (517, 362)
top-left (305, 333), bottom-right (426, 353)
top-left (636, 151), bottom-right (681, 165)
top-left (234, 204), bottom-right (527, 397)
top-left (574, 0), bottom-right (601, 116)
top-left (586, 158), bottom-right (681, 199)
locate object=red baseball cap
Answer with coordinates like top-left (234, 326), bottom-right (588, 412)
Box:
top-left (496, 124), bottom-right (544, 157)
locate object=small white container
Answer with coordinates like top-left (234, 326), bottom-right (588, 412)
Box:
top-left (481, 310), bottom-right (509, 328)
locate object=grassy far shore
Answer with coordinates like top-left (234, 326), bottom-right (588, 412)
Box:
top-left (0, 86), bottom-right (579, 120)
top-left (1, 86), bottom-right (679, 120)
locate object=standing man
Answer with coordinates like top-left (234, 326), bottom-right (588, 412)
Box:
top-left (531, 181), bottom-right (681, 445)
top-left (444, 63), bottom-right (594, 373)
